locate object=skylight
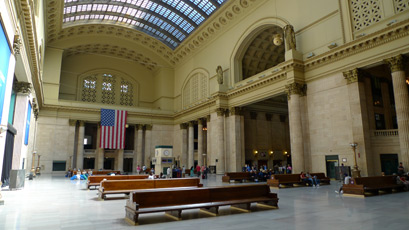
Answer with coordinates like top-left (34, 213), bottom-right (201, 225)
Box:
top-left (63, 0), bottom-right (228, 49)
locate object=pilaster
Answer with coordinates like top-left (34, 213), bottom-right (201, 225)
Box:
top-left (188, 121), bottom-right (195, 169)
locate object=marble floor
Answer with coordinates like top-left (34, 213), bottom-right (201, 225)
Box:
top-left (0, 174), bottom-right (408, 230)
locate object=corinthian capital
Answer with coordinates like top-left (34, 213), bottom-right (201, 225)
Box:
top-left (343, 68), bottom-right (362, 84)
top-left (13, 82), bottom-right (32, 94)
top-left (384, 55), bottom-right (403, 73)
top-left (285, 82), bottom-right (307, 100)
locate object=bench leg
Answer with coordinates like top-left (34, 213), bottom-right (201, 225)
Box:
top-left (257, 200), bottom-right (278, 209)
top-left (97, 192), bottom-right (105, 201)
top-left (231, 203), bottom-right (251, 212)
top-left (165, 210), bottom-right (182, 221)
top-left (125, 209), bottom-right (139, 225)
top-left (200, 206), bottom-right (219, 216)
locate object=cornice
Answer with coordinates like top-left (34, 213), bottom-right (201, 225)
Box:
top-left (304, 18), bottom-right (409, 72)
top-left (17, 0), bottom-right (42, 106)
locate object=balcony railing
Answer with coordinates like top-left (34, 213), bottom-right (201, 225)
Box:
top-left (372, 129), bottom-right (399, 137)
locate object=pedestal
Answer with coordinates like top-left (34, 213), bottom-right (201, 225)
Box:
top-left (351, 166), bottom-right (361, 178)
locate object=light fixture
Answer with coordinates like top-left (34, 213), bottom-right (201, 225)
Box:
top-left (273, 34), bottom-right (283, 46)
top-left (254, 150), bottom-right (258, 155)
top-left (283, 151), bottom-right (287, 155)
top-left (202, 127), bottom-right (207, 131)
top-left (350, 143), bottom-right (361, 178)
top-left (125, 124), bottom-right (129, 128)
top-left (406, 78), bottom-right (409, 85)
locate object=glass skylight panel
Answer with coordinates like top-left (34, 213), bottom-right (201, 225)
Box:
top-left (63, 0), bottom-right (227, 49)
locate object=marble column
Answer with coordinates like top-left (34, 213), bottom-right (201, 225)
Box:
top-left (197, 119), bottom-right (204, 168)
top-left (180, 123), bottom-right (188, 168)
top-left (11, 82), bottom-right (31, 169)
top-left (117, 149), bottom-right (124, 171)
top-left (188, 121), bottom-right (195, 169)
top-left (215, 108), bottom-right (226, 174)
top-left (344, 69), bottom-right (372, 176)
top-left (286, 83), bottom-right (306, 174)
top-left (134, 124), bottom-right (144, 173)
top-left (229, 107), bottom-right (244, 172)
top-left (206, 116), bottom-right (211, 167)
top-left (144, 125), bottom-right (152, 167)
top-left (96, 124), bottom-right (104, 170)
top-left (76, 121), bottom-right (85, 169)
top-left (385, 55), bottom-right (409, 169)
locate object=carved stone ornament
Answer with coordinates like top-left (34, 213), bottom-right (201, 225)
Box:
top-left (197, 118), bottom-right (203, 125)
top-left (145, 124), bottom-right (153, 131)
top-left (13, 82), bottom-right (32, 94)
top-left (384, 55), bottom-right (403, 73)
top-left (68, 119), bottom-right (77, 126)
top-left (216, 65), bottom-right (223, 84)
top-left (180, 123), bottom-right (188, 129)
top-left (265, 113), bottom-right (272, 121)
top-left (188, 121), bottom-right (195, 127)
top-left (136, 124), bottom-right (144, 130)
top-left (13, 35), bottom-right (22, 55)
top-left (343, 68), bottom-right (363, 84)
top-left (230, 107), bottom-right (243, 116)
top-left (206, 115), bottom-right (211, 122)
top-left (285, 82), bottom-right (307, 100)
top-left (283, 24), bottom-right (296, 51)
top-left (216, 108), bottom-right (226, 116)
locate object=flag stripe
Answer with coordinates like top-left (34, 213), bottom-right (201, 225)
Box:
top-left (100, 109), bottom-right (127, 149)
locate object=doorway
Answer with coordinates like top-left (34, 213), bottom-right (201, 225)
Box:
top-left (380, 154), bottom-right (398, 175)
top-left (325, 155), bottom-right (339, 179)
top-left (103, 158), bottom-right (115, 170)
top-left (123, 158), bottom-right (133, 172)
top-left (83, 158), bottom-right (95, 169)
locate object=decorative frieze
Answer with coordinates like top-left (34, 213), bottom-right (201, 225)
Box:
top-left (343, 68), bottom-right (363, 84)
top-left (285, 82), bottom-right (307, 99)
top-left (13, 82), bottom-right (31, 94)
top-left (384, 55), bottom-right (403, 73)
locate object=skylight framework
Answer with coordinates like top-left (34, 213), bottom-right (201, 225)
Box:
top-left (63, 0), bottom-right (228, 49)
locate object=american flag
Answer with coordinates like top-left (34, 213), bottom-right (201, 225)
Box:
top-left (100, 109), bottom-right (127, 149)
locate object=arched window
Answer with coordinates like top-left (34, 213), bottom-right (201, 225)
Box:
top-left (78, 71), bottom-right (138, 106)
top-left (182, 70), bottom-right (208, 109)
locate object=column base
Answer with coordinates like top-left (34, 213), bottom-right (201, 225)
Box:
top-left (352, 166), bottom-right (361, 178)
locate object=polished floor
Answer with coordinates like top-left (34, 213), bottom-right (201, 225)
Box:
top-left (1, 173), bottom-right (408, 230)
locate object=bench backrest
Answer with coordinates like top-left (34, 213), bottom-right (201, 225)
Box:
top-left (154, 178), bottom-right (201, 188)
top-left (100, 178), bottom-right (201, 191)
top-left (272, 174), bottom-right (301, 182)
top-left (92, 170), bottom-right (121, 175)
top-left (224, 172), bottom-right (251, 179)
top-left (209, 184), bottom-right (270, 201)
top-left (130, 184), bottom-right (272, 209)
top-left (353, 176), bottom-right (396, 187)
top-left (88, 175), bottom-right (148, 184)
top-left (310, 173), bottom-right (327, 179)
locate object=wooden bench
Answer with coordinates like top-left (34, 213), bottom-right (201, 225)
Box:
top-left (343, 175), bottom-right (404, 197)
top-left (125, 184), bottom-right (278, 225)
top-left (87, 175), bottom-right (149, 189)
top-left (267, 174), bottom-right (303, 188)
top-left (310, 173), bottom-right (331, 185)
top-left (98, 177), bottom-right (203, 200)
top-left (222, 172), bottom-right (251, 183)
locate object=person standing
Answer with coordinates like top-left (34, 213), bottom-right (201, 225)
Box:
top-left (167, 167), bottom-right (171, 178)
top-left (190, 166), bottom-right (194, 177)
top-left (196, 164), bottom-right (201, 177)
top-left (136, 165), bottom-right (141, 174)
top-left (182, 165), bottom-right (186, 177)
top-left (142, 165), bottom-right (147, 174)
top-left (398, 162), bottom-right (405, 176)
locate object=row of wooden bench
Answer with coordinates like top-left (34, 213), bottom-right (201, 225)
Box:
top-left (84, 174), bottom-right (279, 225)
top-left (222, 172), bottom-right (330, 188)
top-left (343, 175), bottom-right (405, 197)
